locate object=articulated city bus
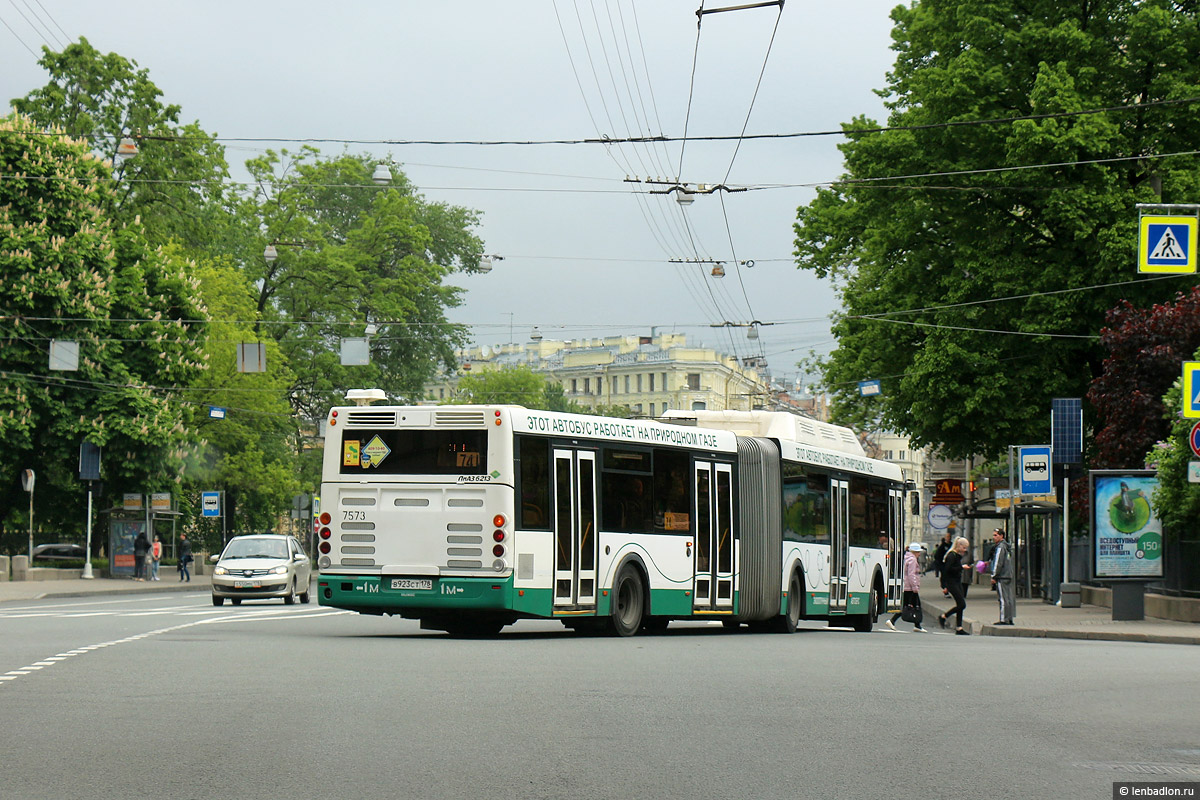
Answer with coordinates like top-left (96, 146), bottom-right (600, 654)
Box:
top-left (316, 401), bottom-right (905, 636)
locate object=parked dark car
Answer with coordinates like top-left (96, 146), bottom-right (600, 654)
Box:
top-left (32, 543), bottom-right (87, 561)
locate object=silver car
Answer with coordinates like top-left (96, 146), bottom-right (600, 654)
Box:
top-left (210, 534), bottom-right (312, 606)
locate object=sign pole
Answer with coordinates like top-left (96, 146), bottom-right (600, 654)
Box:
top-left (82, 482), bottom-right (94, 579)
top-left (1061, 472), bottom-right (1069, 588)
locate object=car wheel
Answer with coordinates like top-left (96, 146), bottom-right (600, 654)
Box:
top-left (284, 580), bottom-right (297, 605)
top-left (299, 588), bottom-right (311, 604)
top-left (231, 598), bottom-right (241, 606)
top-left (212, 595), bottom-right (224, 606)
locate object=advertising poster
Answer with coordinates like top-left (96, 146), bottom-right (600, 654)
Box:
top-left (1092, 472), bottom-right (1163, 579)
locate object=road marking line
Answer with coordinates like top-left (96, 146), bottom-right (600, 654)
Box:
top-left (0, 608), bottom-right (350, 689)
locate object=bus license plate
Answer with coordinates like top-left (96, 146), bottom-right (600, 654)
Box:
top-left (391, 578), bottom-right (432, 590)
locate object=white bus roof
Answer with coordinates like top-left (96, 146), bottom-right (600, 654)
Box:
top-left (661, 410), bottom-right (865, 456)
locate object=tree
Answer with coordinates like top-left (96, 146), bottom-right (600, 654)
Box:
top-left (793, 1), bottom-right (1200, 459)
top-left (452, 366), bottom-right (548, 407)
top-left (1089, 286), bottom-right (1200, 469)
top-left (242, 149), bottom-right (482, 422)
top-left (0, 113), bottom-right (208, 550)
top-left (12, 37), bottom-right (235, 255)
top-left (177, 255), bottom-right (300, 542)
top-left (1145, 380), bottom-right (1200, 535)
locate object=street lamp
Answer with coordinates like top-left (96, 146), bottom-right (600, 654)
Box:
top-left (372, 162), bottom-right (393, 185)
top-left (478, 254), bottom-right (503, 273)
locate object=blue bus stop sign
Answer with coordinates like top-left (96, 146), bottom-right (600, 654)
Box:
top-left (1019, 446), bottom-right (1052, 495)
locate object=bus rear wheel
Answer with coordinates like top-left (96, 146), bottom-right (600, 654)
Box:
top-left (610, 564), bottom-right (645, 637)
top-left (771, 572), bottom-right (802, 633)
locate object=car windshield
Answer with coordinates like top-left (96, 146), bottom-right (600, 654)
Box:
top-left (222, 539), bottom-right (288, 560)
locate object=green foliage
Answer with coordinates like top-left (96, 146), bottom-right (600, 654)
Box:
top-left (452, 366), bottom-right (547, 407)
top-left (794, 1), bottom-right (1200, 459)
top-left (1146, 380), bottom-right (1200, 539)
top-left (0, 112), bottom-right (208, 550)
top-left (12, 37), bottom-right (236, 255)
top-left (179, 254), bottom-right (301, 533)
top-left (242, 149), bottom-right (481, 422)
top-left (542, 381), bottom-right (584, 413)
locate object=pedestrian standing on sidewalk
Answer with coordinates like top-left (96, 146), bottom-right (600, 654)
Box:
top-left (931, 532), bottom-right (952, 578)
top-left (150, 534), bottom-right (163, 581)
top-left (133, 531), bottom-right (150, 581)
top-left (886, 543), bottom-right (927, 632)
top-left (938, 536), bottom-right (972, 635)
top-left (989, 528), bottom-right (1015, 625)
top-left (179, 533), bottom-right (193, 582)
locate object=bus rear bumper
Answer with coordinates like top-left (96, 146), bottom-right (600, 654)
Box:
top-left (317, 574), bottom-right (514, 613)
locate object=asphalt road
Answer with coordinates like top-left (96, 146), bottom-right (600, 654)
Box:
top-left (3, 591), bottom-right (1198, 800)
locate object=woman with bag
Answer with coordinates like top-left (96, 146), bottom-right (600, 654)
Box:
top-left (938, 536), bottom-right (972, 635)
top-left (886, 543), bottom-right (927, 632)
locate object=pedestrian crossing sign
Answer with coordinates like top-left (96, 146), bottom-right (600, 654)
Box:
top-left (1139, 215), bottom-right (1197, 273)
top-left (1184, 362), bottom-right (1200, 419)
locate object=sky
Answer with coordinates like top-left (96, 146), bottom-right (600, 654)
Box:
top-left (2, 1), bottom-right (900, 390)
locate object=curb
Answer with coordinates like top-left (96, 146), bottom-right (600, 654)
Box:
top-left (922, 598), bottom-right (1200, 646)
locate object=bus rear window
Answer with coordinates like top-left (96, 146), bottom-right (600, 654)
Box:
top-left (338, 429), bottom-right (488, 475)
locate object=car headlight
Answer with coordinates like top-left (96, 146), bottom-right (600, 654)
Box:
top-left (214, 566), bottom-right (228, 576)
top-left (270, 565), bottom-right (288, 575)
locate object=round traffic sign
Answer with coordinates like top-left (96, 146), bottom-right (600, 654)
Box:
top-left (1190, 422), bottom-right (1200, 458)
top-left (928, 505), bottom-right (954, 530)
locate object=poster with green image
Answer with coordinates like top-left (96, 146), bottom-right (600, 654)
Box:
top-left (1092, 472), bottom-right (1163, 579)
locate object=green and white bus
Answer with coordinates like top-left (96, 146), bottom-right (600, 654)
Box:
top-left (316, 402), bottom-right (905, 636)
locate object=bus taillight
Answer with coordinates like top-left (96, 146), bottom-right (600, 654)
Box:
top-left (319, 542), bottom-right (331, 554)
top-left (320, 527), bottom-right (331, 539)
top-left (493, 544), bottom-right (504, 557)
top-left (493, 530), bottom-right (505, 542)
top-left (493, 514), bottom-right (506, 528)
top-left (319, 512), bottom-right (331, 526)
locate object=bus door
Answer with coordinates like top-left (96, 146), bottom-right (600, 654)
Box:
top-left (888, 487), bottom-right (905, 608)
top-left (829, 478), bottom-right (850, 613)
top-left (693, 461), bottom-right (734, 612)
top-left (552, 448), bottom-right (598, 609)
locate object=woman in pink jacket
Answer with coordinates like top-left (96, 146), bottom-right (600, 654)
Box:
top-left (886, 543), bottom-right (928, 632)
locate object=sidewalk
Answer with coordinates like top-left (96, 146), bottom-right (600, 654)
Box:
top-left (916, 577), bottom-right (1200, 646)
top-left (0, 572), bottom-right (212, 604)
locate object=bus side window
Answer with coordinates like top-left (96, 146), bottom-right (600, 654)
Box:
top-left (516, 435), bottom-right (551, 530)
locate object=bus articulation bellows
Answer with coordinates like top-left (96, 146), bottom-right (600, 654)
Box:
top-left (316, 404), bottom-right (905, 637)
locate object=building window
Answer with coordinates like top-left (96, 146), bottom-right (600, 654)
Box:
top-left (571, 379), bottom-right (577, 393)
top-left (650, 403), bottom-right (656, 416)
top-left (584, 378), bottom-right (590, 394)
top-left (624, 375), bottom-right (630, 394)
top-left (662, 372), bottom-right (667, 391)
top-left (649, 374), bottom-right (655, 392)
top-left (687, 373), bottom-right (700, 391)
top-left (636, 374), bottom-right (643, 392)
top-left (438, 388), bottom-right (445, 399)
top-left (612, 377), bottom-right (619, 394)
top-left (691, 401), bottom-right (706, 410)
